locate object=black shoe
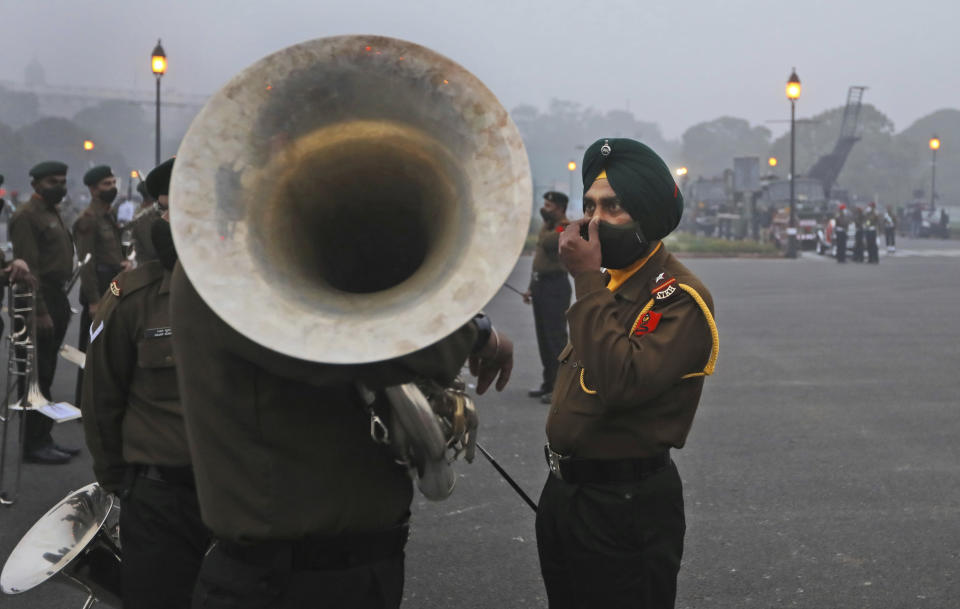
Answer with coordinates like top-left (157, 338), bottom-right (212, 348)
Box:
top-left (528, 388), bottom-right (549, 398)
top-left (23, 446), bottom-right (72, 465)
top-left (540, 392), bottom-right (553, 404)
top-left (54, 443), bottom-right (82, 457)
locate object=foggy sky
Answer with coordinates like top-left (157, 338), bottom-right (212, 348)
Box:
top-left (1, 0), bottom-right (956, 139)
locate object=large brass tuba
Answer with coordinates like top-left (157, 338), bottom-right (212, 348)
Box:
top-left (170, 36), bottom-right (530, 498)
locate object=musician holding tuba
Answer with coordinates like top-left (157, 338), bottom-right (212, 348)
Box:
top-left (80, 157), bottom-right (211, 609)
top-left (167, 35), bottom-right (526, 609)
top-left (8, 161), bottom-right (81, 464)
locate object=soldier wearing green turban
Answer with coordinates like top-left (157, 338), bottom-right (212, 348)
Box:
top-left (537, 138), bottom-right (718, 609)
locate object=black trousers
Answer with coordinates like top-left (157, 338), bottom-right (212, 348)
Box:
top-left (192, 532), bottom-right (406, 609)
top-left (120, 472), bottom-right (209, 609)
top-left (536, 463), bottom-right (686, 609)
top-left (531, 274), bottom-right (571, 393)
top-left (852, 229), bottom-right (864, 262)
top-left (865, 229), bottom-right (879, 263)
top-left (835, 231), bottom-right (847, 262)
top-left (885, 228), bottom-right (896, 248)
top-left (23, 283), bottom-right (71, 451)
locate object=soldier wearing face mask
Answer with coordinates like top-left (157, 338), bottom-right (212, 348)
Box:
top-left (73, 165), bottom-right (133, 405)
top-left (538, 138), bottom-right (718, 609)
top-left (523, 191), bottom-right (572, 404)
top-left (9, 161), bottom-right (79, 464)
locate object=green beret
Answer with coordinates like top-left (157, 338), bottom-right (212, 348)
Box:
top-left (581, 138), bottom-right (683, 241)
top-left (83, 165), bottom-right (114, 186)
top-left (543, 191), bottom-right (569, 208)
top-left (145, 157), bottom-right (175, 198)
top-left (29, 161), bottom-right (68, 180)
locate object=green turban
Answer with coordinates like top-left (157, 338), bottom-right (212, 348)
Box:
top-left (83, 165), bottom-right (114, 186)
top-left (581, 138), bottom-right (683, 241)
top-left (146, 157), bottom-right (175, 198)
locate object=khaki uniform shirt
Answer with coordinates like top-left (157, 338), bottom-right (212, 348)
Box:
top-left (531, 221), bottom-right (567, 281)
top-left (546, 243), bottom-right (718, 459)
top-left (81, 261), bottom-right (186, 492)
top-left (129, 206), bottom-right (161, 264)
top-left (73, 204), bottom-right (125, 304)
top-left (9, 194), bottom-right (74, 314)
top-left (169, 265), bottom-right (478, 542)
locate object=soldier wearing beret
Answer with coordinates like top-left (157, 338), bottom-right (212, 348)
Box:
top-left (8, 161), bottom-right (79, 464)
top-left (129, 180), bottom-right (162, 264)
top-left (523, 191), bottom-right (571, 404)
top-left (73, 165), bottom-right (132, 405)
top-left (536, 138), bottom-right (718, 609)
top-left (81, 158), bottom-right (208, 609)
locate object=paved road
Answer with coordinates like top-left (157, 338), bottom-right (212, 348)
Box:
top-left (2, 239), bottom-right (959, 608)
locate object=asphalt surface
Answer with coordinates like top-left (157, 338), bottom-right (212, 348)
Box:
top-left (1, 237), bottom-right (959, 608)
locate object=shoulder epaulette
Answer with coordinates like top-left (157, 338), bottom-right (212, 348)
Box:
top-left (111, 261), bottom-right (164, 300)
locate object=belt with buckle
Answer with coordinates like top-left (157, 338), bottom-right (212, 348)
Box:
top-left (533, 271), bottom-right (566, 281)
top-left (544, 444), bottom-right (670, 484)
top-left (216, 524), bottom-right (409, 571)
top-left (137, 464), bottom-right (196, 488)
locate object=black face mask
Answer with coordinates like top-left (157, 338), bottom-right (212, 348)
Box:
top-left (99, 187), bottom-right (118, 205)
top-left (597, 220), bottom-right (649, 269)
top-left (40, 187), bottom-right (66, 205)
top-left (150, 218), bottom-right (178, 271)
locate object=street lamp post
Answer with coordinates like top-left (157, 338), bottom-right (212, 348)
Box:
top-left (151, 40), bottom-right (167, 166)
top-left (785, 68), bottom-right (801, 258)
top-left (929, 135), bottom-right (940, 212)
top-left (567, 160), bottom-right (577, 199)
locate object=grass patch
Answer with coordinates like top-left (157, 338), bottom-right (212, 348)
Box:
top-left (664, 232), bottom-right (779, 255)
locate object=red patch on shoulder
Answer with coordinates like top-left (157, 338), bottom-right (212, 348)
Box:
top-left (555, 225), bottom-right (565, 233)
top-left (633, 311), bottom-right (662, 336)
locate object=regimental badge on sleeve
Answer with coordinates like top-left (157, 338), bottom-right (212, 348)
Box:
top-left (109, 280), bottom-right (121, 297)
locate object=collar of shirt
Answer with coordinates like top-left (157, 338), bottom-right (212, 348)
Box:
top-left (605, 241), bottom-right (667, 304)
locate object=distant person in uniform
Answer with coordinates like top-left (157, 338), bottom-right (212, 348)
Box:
top-left (81, 159), bottom-right (208, 609)
top-left (864, 202), bottom-right (879, 264)
top-left (939, 208), bottom-right (950, 239)
top-left (883, 205), bottom-right (897, 254)
top-left (852, 207), bottom-right (865, 263)
top-left (73, 165), bottom-right (131, 406)
top-left (8, 161), bottom-right (79, 464)
top-left (523, 191), bottom-right (571, 404)
top-left (538, 138), bottom-right (717, 609)
top-left (834, 204), bottom-right (849, 263)
top-left (129, 170), bottom-right (166, 265)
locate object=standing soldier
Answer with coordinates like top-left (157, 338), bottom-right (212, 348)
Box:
top-left (8, 161), bottom-right (78, 464)
top-left (883, 205), bottom-right (897, 254)
top-left (852, 206), bottom-right (865, 263)
top-left (81, 158), bottom-right (208, 609)
top-left (523, 191), bottom-right (571, 404)
top-left (834, 204), bottom-right (849, 263)
top-left (864, 202), bottom-right (880, 264)
top-left (537, 138), bottom-right (717, 609)
top-left (129, 181), bottom-right (163, 264)
top-left (73, 165), bottom-right (131, 405)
